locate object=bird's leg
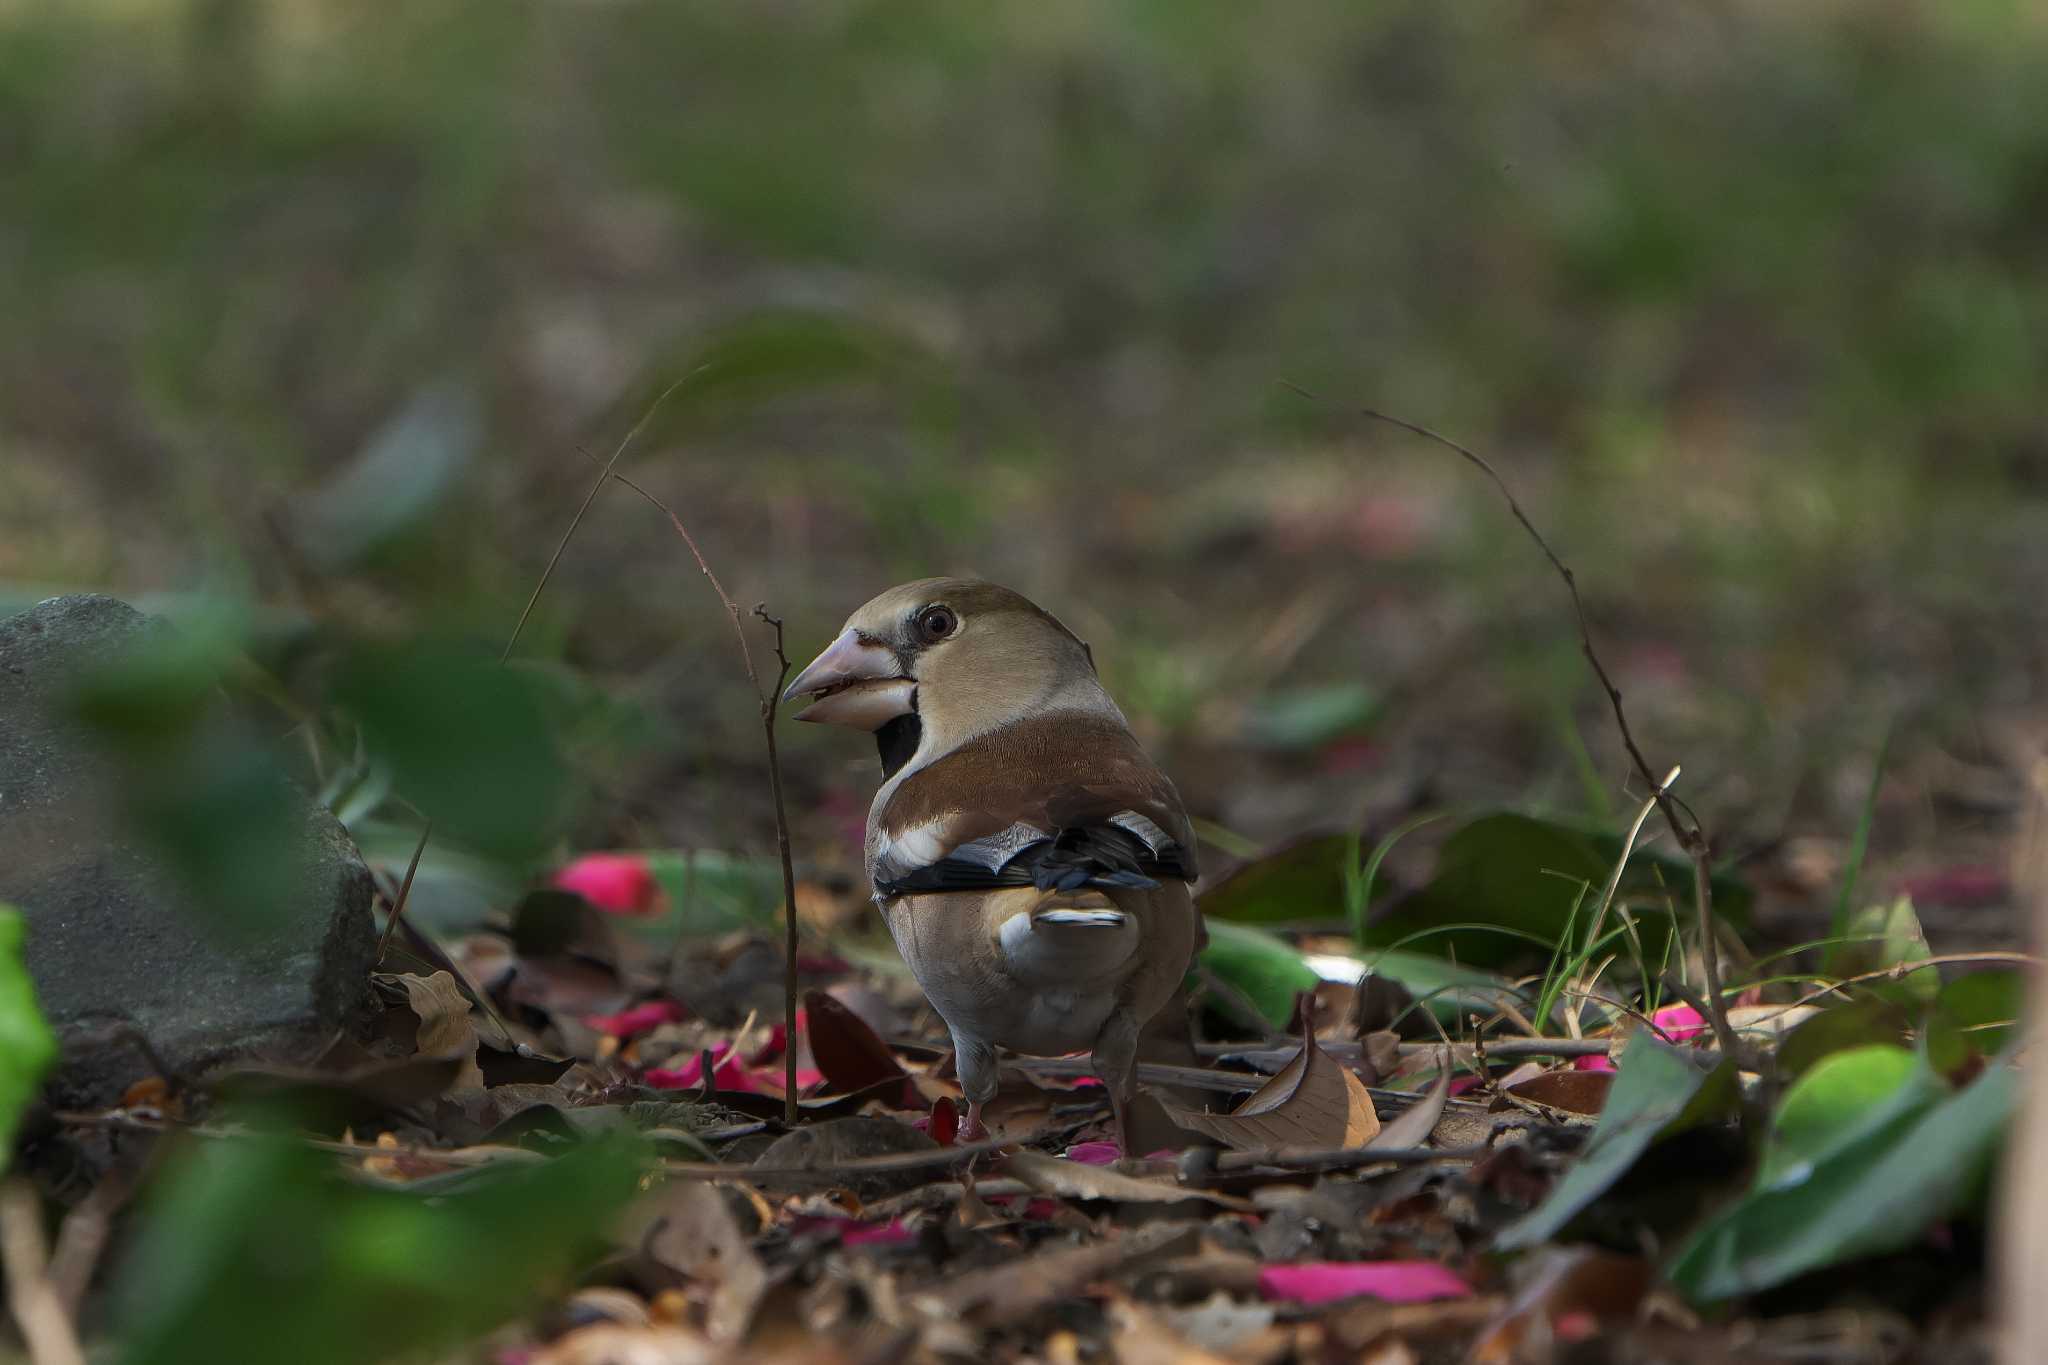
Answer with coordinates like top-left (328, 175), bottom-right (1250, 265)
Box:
top-left (952, 1031), bottom-right (1000, 1143)
top-left (1091, 1006), bottom-right (1142, 1153)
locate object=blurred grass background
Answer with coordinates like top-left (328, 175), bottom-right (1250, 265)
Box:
top-left (4, 0), bottom-right (2044, 944)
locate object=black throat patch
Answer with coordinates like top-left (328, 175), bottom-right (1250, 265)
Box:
top-left (875, 711), bottom-right (921, 781)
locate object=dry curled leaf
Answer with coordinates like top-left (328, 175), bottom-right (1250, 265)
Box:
top-left (1162, 1013), bottom-right (1379, 1152)
top-left (1503, 1069), bottom-right (1614, 1118)
top-left (1003, 1151), bottom-right (1251, 1209)
top-left (623, 1180), bottom-right (768, 1345)
top-left (1369, 1052), bottom-right (1451, 1149)
top-left (802, 990), bottom-right (912, 1103)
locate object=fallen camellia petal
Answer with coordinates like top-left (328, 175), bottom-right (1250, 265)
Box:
top-left (1065, 1140), bottom-right (1121, 1165)
top-left (927, 1096), bottom-right (959, 1146)
top-left (583, 1000), bottom-right (688, 1038)
top-left (552, 853), bottom-right (660, 915)
top-left (1257, 1261), bottom-right (1472, 1307)
top-left (644, 1043), bottom-right (819, 1095)
top-left (1572, 1053), bottom-right (1619, 1073)
top-left (1649, 1002), bottom-right (1708, 1043)
top-left (644, 1044), bottom-right (760, 1094)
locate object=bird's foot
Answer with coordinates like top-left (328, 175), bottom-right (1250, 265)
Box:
top-left (958, 1101), bottom-right (989, 1143)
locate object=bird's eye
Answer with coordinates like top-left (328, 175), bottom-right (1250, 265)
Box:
top-left (915, 605), bottom-right (958, 643)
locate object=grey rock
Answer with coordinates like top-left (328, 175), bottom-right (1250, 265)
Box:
top-left (0, 594), bottom-right (377, 1108)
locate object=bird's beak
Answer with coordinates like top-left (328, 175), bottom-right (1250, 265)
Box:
top-left (783, 628), bottom-right (915, 730)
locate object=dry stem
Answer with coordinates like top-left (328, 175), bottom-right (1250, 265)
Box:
top-left (592, 467), bottom-right (804, 1126)
top-left (1287, 382), bottom-right (1741, 1061)
top-left (1, 1181), bottom-right (85, 1365)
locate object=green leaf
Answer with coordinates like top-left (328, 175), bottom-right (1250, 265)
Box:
top-left (331, 644), bottom-right (570, 866)
top-left (1758, 1044), bottom-right (1930, 1187)
top-left (1198, 833), bottom-right (1358, 926)
top-left (1241, 682), bottom-right (1380, 750)
top-left (0, 908), bottom-right (57, 1174)
top-left (1775, 997), bottom-right (1912, 1081)
top-left (1669, 1056), bottom-right (2014, 1302)
top-left (1359, 948), bottom-right (1526, 1028)
top-left (65, 610), bottom-right (309, 938)
top-left (113, 1125), bottom-right (647, 1365)
top-left (291, 384), bottom-right (480, 571)
top-left (1495, 1042), bottom-right (1734, 1251)
top-left (635, 850), bottom-right (789, 938)
top-left (1933, 970), bottom-right (2023, 1057)
top-left (1369, 812), bottom-right (1750, 969)
top-left (1832, 896), bottom-right (1937, 1005)
top-left (1198, 920), bottom-right (1321, 1029)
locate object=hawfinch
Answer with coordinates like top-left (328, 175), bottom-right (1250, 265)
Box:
top-left (786, 578), bottom-right (1201, 1142)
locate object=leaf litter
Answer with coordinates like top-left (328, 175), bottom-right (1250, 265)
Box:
top-left (22, 830), bottom-right (2026, 1365)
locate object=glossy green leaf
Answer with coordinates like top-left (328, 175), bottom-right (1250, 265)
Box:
top-left (1495, 1042), bottom-right (1734, 1250)
top-left (1198, 920), bottom-right (1321, 1029)
top-left (1369, 812), bottom-right (1751, 969)
top-left (1758, 1044), bottom-right (1929, 1187)
top-left (113, 1125), bottom-right (646, 1365)
top-left (1669, 1056), bottom-right (2014, 1302)
top-left (0, 908), bottom-right (57, 1174)
top-left (1775, 997), bottom-right (1912, 1081)
top-left (1198, 833), bottom-right (1357, 926)
top-left (1361, 948), bottom-right (1527, 1028)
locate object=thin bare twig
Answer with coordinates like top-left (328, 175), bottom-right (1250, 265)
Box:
top-left (585, 459), bottom-right (805, 1126)
top-left (503, 379), bottom-right (687, 663)
top-left (1, 1181), bottom-right (85, 1365)
top-left (1286, 381), bottom-right (1741, 1061)
top-left (751, 605), bottom-right (800, 1120)
top-left (373, 818), bottom-right (432, 962)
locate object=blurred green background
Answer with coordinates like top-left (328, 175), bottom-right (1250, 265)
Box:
top-left (5, 0), bottom-right (2044, 944)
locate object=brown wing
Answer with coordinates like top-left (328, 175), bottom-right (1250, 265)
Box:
top-left (872, 712), bottom-right (1196, 896)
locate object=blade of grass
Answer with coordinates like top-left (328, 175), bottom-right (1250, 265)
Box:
top-left (1825, 728), bottom-right (1894, 975)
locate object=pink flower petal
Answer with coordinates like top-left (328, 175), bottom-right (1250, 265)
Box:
top-left (842, 1218), bottom-right (913, 1246)
top-left (552, 853), bottom-right (660, 915)
top-left (1572, 1054), bottom-right (1618, 1073)
top-left (1448, 1074), bottom-right (1485, 1097)
top-left (1258, 1261), bottom-right (1472, 1307)
top-left (1065, 1141), bottom-right (1121, 1165)
top-left (643, 1043), bottom-right (760, 1093)
top-left (584, 1000), bottom-right (688, 1037)
top-left (1649, 1003), bottom-right (1708, 1043)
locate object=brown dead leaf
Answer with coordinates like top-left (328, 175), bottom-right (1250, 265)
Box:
top-left (1368, 1052), bottom-right (1451, 1149)
top-left (1469, 1247), bottom-right (1652, 1364)
top-left (1003, 1151), bottom-right (1251, 1209)
top-left (1162, 1013), bottom-right (1379, 1151)
top-left (1503, 1069), bottom-right (1613, 1118)
top-left (917, 1221), bottom-right (1200, 1326)
top-left (1107, 1297), bottom-right (1235, 1365)
top-left (801, 990), bottom-right (911, 1103)
top-left (624, 1180), bottom-right (768, 1346)
top-left (390, 970), bottom-right (476, 1055)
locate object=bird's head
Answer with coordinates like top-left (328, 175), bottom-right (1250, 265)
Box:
top-left (784, 577), bottom-right (1099, 766)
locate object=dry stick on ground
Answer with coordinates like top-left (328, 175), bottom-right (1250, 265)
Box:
top-left (1286, 381), bottom-right (1741, 1061)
